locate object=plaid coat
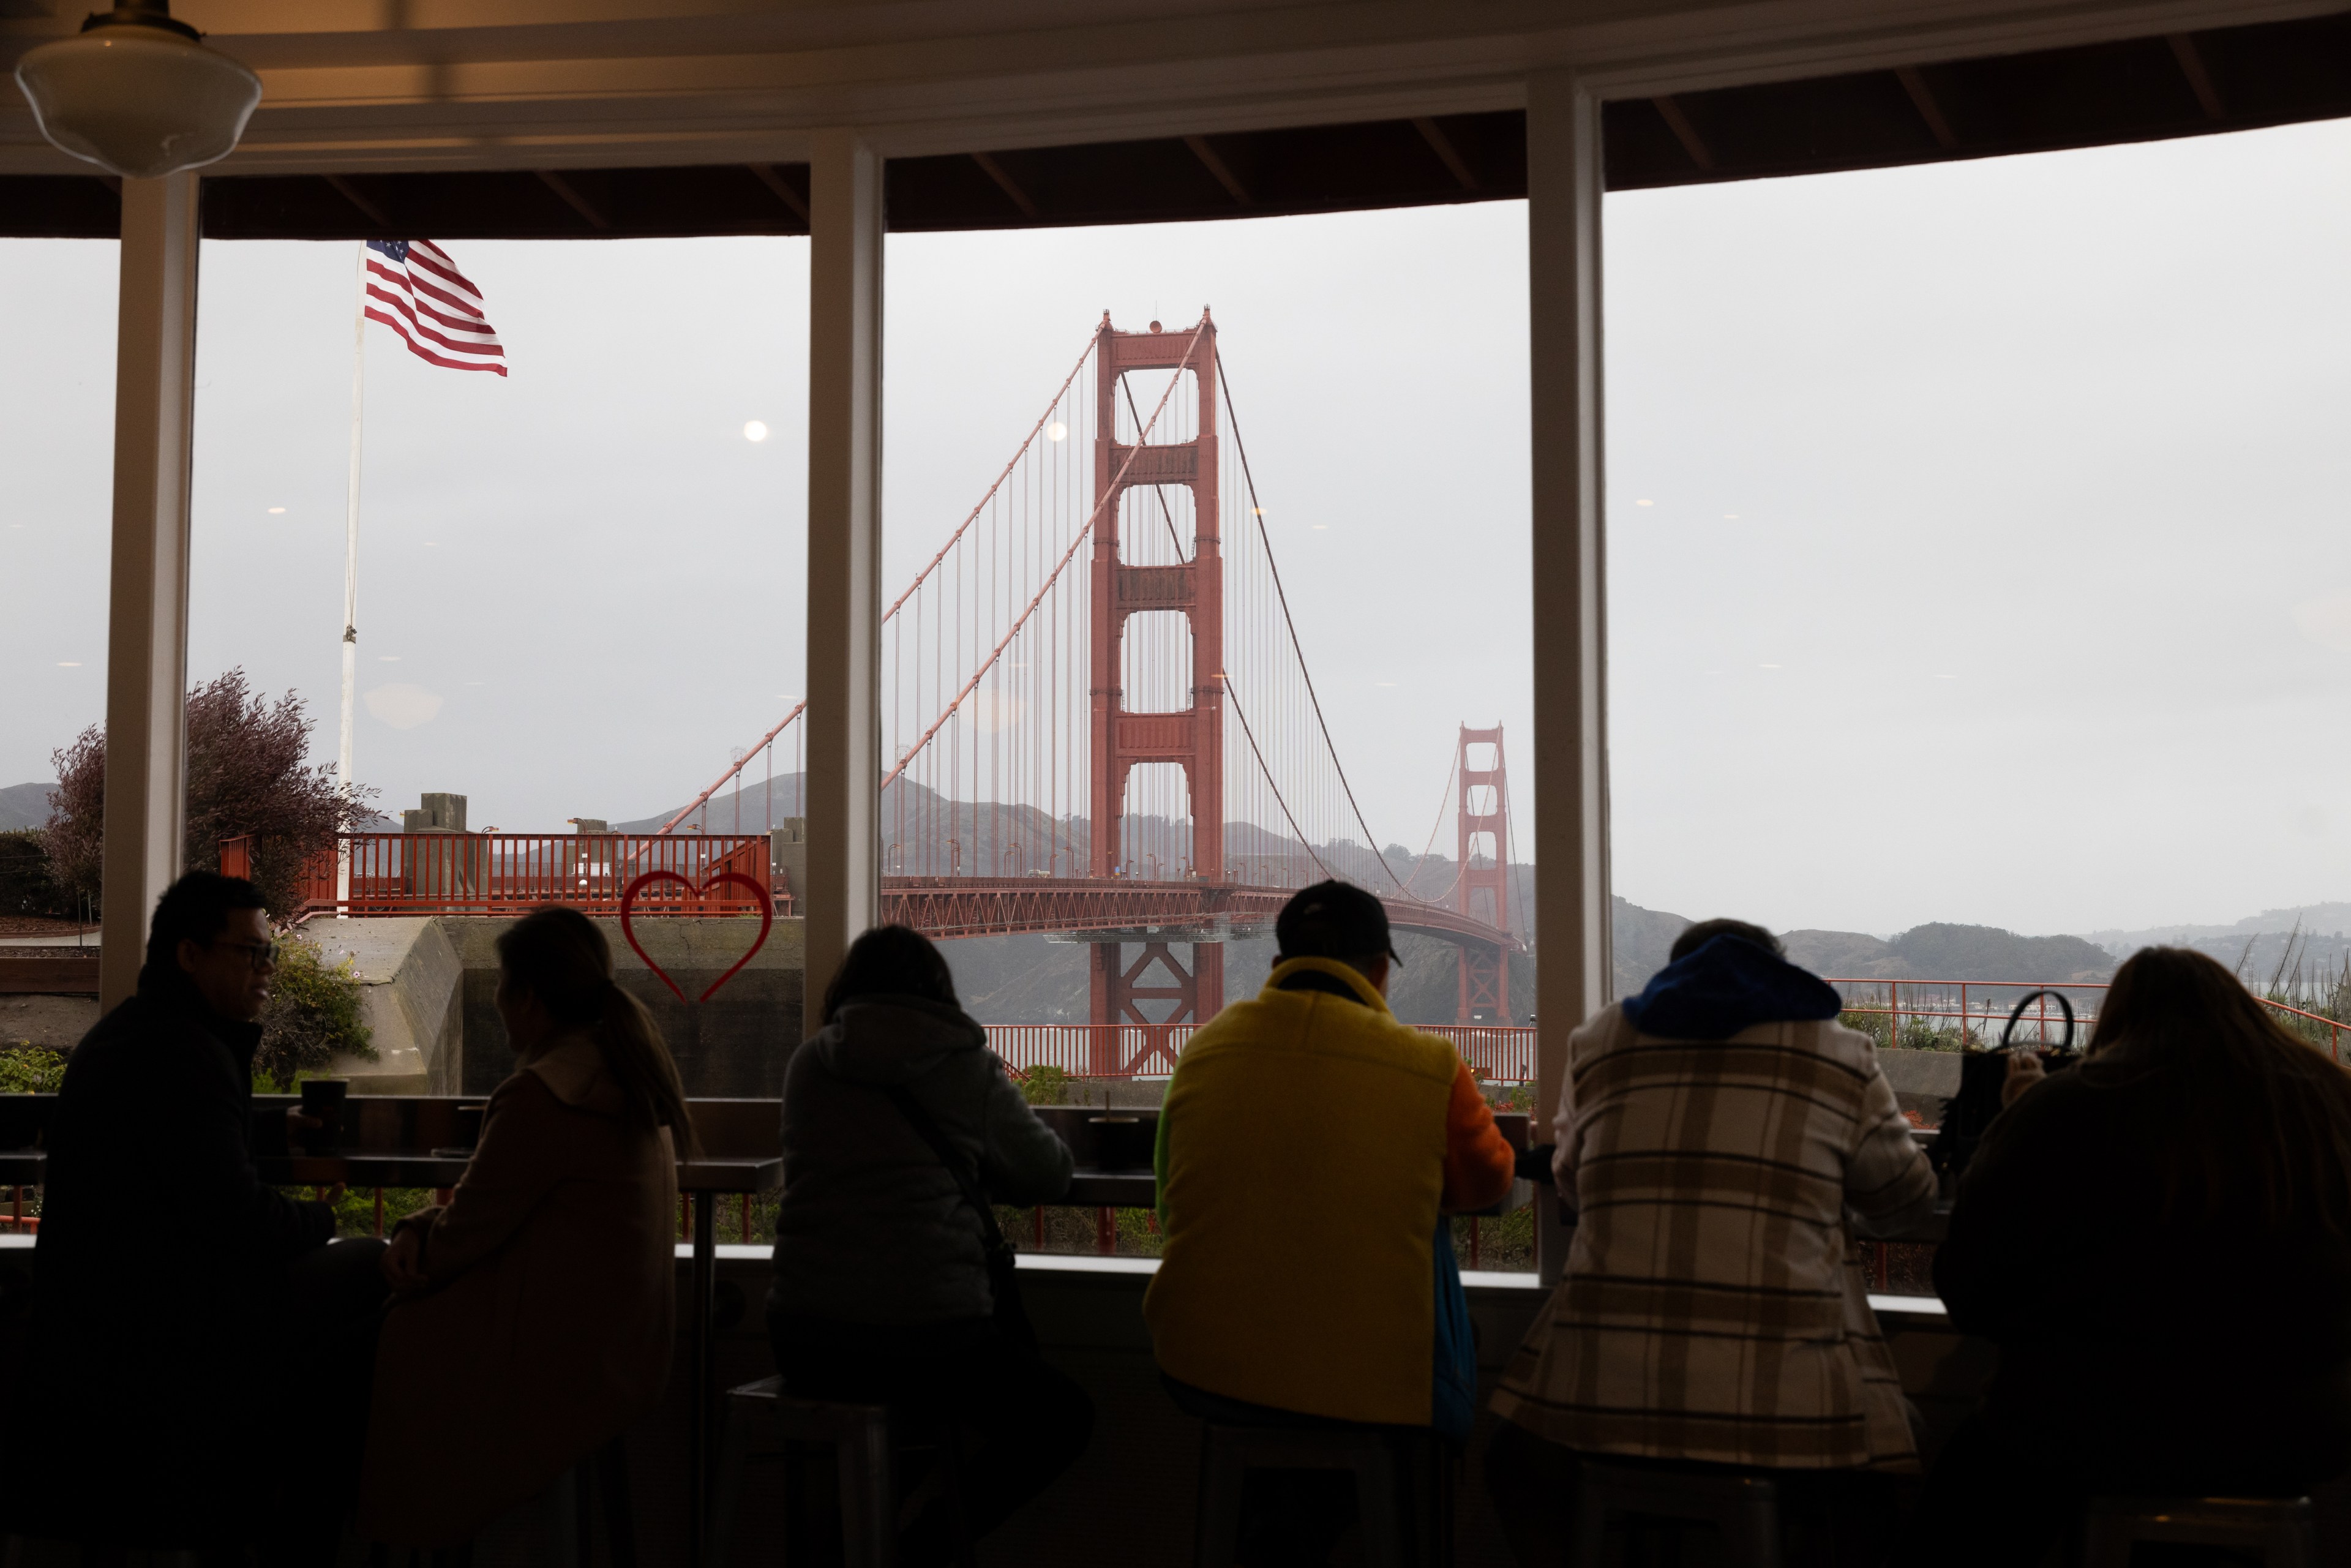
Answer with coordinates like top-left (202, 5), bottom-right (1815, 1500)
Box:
top-left (1491, 1004), bottom-right (1938, 1470)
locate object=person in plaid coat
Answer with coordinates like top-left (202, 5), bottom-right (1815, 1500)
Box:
top-left (1485, 918), bottom-right (1937, 1562)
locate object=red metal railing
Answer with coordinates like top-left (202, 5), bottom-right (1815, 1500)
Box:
top-left (224, 832), bottom-right (771, 918)
top-left (1831, 977), bottom-right (2345, 1063)
top-left (987, 1023), bottom-right (1539, 1082)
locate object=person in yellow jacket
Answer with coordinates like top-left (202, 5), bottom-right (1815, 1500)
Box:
top-left (1144, 880), bottom-right (1517, 1563)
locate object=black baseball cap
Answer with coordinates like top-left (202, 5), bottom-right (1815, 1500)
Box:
top-left (1275, 880), bottom-right (1400, 963)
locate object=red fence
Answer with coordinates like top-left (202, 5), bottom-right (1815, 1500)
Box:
top-left (1830, 977), bottom-right (2345, 1062)
top-left (987, 1023), bottom-right (1539, 1083)
top-left (225, 833), bottom-right (771, 918)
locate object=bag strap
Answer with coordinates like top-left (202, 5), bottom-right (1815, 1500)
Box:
top-left (884, 1086), bottom-right (1014, 1255)
top-left (1998, 989), bottom-right (2077, 1052)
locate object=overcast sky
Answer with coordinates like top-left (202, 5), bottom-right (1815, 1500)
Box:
top-left (4, 113), bottom-right (2349, 939)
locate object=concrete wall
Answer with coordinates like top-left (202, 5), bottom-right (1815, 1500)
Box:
top-left (441, 917), bottom-right (805, 1099)
top-left (306, 915), bottom-right (804, 1099)
top-left (1880, 1046), bottom-right (1963, 1123)
top-left (306, 918), bottom-right (464, 1093)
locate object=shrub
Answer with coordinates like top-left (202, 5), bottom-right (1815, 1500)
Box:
top-left (0, 1048), bottom-right (67, 1094)
top-left (1454, 1204), bottom-right (1534, 1272)
top-left (1839, 1007), bottom-right (1892, 1048)
top-left (1016, 1063), bottom-right (1070, 1106)
top-left (255, 937), bottom-right (375, 1090)
top-left (0, 832), bottom-right (68, 923)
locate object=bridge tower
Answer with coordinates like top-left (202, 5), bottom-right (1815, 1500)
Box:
top-left (1457, 724), bottom-right (1512, 1024)
top-left (1088, 310), bottom-right (1226, 1056)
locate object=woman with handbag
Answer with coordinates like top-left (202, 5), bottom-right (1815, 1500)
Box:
top-left (1918, 946), bottom-right (2351, 1564)
top-left (768, 924), bottom-right (1092, 1566)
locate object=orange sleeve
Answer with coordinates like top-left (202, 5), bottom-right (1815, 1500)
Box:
top-left (1440, 1060), bottom-right (1517, 1214)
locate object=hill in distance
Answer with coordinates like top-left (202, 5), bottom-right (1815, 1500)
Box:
top-left (0, 783), bottom-right (51, 833)
top-left (1616, 904), bottom-right (2118, 992)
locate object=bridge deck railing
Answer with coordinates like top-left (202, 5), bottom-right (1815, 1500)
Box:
top-left (228, 836), bottom-right (1516, 953)
top-left (1830, 977), bottom-right (2343, 1062)
top-left (226, 832), bottom-right (772, 918)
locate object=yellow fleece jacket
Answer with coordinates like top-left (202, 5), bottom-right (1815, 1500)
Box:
top-left (1142, 957), bottom-right (1461, 1425)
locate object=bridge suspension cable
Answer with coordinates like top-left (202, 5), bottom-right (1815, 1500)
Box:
top-left (662, 309), bottom-right (1494, 934)
top-left (1218, 363), bottom-right (1447, 904)
top-left (656, 337), bottom-right (1097, 839)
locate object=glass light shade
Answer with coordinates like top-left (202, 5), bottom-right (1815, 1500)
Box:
top-left (15, 27), bottom-right (261, 179)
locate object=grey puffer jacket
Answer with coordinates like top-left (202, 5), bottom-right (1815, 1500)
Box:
top-left (767, 996), bottom-right (1073, 1326)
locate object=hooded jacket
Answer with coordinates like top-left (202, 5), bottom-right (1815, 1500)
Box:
top-left (767, 996), bottom-right (1073, 1327)
top-left (1492, 937), bottom-right (1935, 1471)
top-left (13, 964), bottom-right (334, 1545)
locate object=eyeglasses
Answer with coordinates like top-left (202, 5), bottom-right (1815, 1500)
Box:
top-left (213, 937), bottom-right (280, 972)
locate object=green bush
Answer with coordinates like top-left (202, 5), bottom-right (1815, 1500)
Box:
top-left (1838, 1008), bottom-right (1888, 1048)
top-left (1481, 1078), bottom-right (1534, 1113)
top-left (1016, 1063), bottom-right (1070, 1106)
top-left (0, 1048), bottom-right (67, 1094)
top-left (1454, 1204), bottom-right (1534, 1272)
top-left (255, 937), bottom-right (375, 1090)
top-left (0, 831), bottom-right (68, 922)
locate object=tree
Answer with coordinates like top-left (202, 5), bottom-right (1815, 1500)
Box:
top-left (255, 937), bottom-right (375, 1088)
top-left (0, 830), bottom-right (69, 923)
top-left (45, 670), bottom-right (377, 921)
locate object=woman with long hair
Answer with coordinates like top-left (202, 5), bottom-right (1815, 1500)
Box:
top-left (768, 925), bottom-right (1091, 1566)
top-left (1919, 945), bottom-right (2351, 1561)
top-left (358, 906), bottom-right (694, 1546)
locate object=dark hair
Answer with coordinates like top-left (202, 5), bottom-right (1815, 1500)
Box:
top-left (2085, 946), bottom-right (2351, 1233)
top-left (495, 907), bottom-right (696, 1154)
top-left (1670, 918), bottom-right (1783, 963)
top-left (146, 871), bottom-right (269, 970)
top-left (822, 925), bottom-right (958, 1023)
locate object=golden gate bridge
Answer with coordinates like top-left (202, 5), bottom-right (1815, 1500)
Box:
top-left (277, 311), bottom-right (1526, 1063)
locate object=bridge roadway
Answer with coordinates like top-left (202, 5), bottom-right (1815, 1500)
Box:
top-left (880, 875), bottom-right (1522, 955)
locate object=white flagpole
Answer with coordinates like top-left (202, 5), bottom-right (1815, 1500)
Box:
top-left (336, 242), bottom-right (368, 917)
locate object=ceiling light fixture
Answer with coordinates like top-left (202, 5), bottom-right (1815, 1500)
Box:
top-left (15, 0), bottom-right (261, 180)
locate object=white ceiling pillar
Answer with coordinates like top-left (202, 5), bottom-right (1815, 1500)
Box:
top-left (97, 173), bottom-right (202, 1010)
top-left (802, 130), bottom-right (885, 1037)
top-left (1526, 72), bottom-right (1611, 1284)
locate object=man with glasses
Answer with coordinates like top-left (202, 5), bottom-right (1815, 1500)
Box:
top-left (15, 872), bottom-right (388, 1562)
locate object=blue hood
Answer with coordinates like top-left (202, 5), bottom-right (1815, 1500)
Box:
top-left (1620, 935), bottom-right (1843, 1041)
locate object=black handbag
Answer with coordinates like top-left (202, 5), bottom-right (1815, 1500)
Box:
top-left (885, 1086), bottom-right (1039, 1352)
top-left (1929, 989), bottom-right (2080, 1183)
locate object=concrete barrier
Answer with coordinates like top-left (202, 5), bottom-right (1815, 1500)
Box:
top-left (440, 915), bottom-right (805, 1099)
top-left (303, 918), bottom-right (462, 1092)
top-left (303, 915), bottom-right (805, 1099)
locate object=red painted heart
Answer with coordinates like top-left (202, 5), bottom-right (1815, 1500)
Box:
top-left (618, 870), bottom-right (774, 1003)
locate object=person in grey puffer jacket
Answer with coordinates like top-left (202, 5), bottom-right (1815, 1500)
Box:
top-left (766, 925), bottom-right (1092, 1566)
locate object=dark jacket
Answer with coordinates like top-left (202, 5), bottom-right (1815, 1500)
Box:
top-left (1934, 1064), bottom-right (2351, 1492)
top-left (10, 964), bottom-right (334, 1544)
top-left (767, 996), bottom-right (1071, 1327)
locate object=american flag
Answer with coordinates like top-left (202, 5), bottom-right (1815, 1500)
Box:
top-left (363, 239), bottom-right (507, 376)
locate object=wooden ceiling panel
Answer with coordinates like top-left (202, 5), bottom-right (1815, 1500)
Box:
top-left (0, 12), bottom-right (2342, 242)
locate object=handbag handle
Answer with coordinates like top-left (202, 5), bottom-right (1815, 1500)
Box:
top-left (1998, 989), bottom-right (2076, 1053)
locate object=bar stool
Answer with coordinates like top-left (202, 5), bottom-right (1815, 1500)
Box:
top-left (1192, 1424), bottom-right (1434, 1568)
top-left (2082, 1496), bottom-right (2315, 1567)
top-left (710, 1375), bottom-right (975, 1568)
top-left (1568, 1458), bottom-right (1780, 1568)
